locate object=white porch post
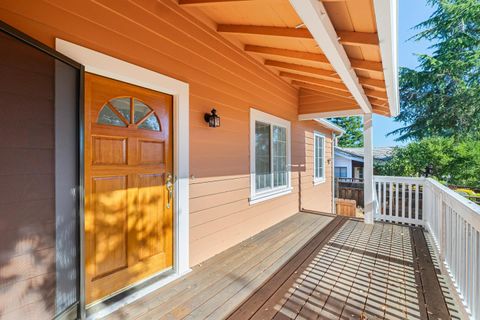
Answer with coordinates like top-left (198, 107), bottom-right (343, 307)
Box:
top-left (363, 113), bottom-right (375, 224)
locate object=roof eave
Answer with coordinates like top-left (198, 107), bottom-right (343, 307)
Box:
top-left (315, 119), bottom-right (346, 135)
top-left (373, 0), bottom-right (399, 117)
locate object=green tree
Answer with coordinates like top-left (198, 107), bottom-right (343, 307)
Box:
top-left (375, 137), bottom-right (480, 187)
top-left (329, 116), bottom-right (364, 147)
top-left (391, 0), bottom-right (480, 141)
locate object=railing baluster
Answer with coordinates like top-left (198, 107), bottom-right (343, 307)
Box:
top-left (382, 181), bottom-right (386, 218)
top-left (415, 183), bottom-right (419, 222)
top-left (389, 181), bottom-right (393, 218)
top-left (408, 183), bottom-right (412, 220)
top-left (474, 229), bottom-right (479, 319)
top-left (395, 182), bottom-right (399, 219)
top-left (375, 181), bottom-right (379, 218)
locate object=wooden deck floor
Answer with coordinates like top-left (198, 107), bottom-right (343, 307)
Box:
top-left (102, 213), bottom-right (461, 320)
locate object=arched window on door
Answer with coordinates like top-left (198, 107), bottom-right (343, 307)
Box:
top-left (97, 97), bottom-right (161, 131)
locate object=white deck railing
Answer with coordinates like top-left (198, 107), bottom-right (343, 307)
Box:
top-left (373, 176), bottom-right (480, 319)
top-left (374, 176), bottom-right (425, 225)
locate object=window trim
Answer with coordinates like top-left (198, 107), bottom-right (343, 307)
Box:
top-left (313, 131), bottom-right (326, 185)
top-left (249, 108), bottom-right (292, 204)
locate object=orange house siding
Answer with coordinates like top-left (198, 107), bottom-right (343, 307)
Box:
top-left (0, 0), bottom-right (335, 269)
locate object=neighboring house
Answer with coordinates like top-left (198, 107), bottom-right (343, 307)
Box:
top-left (334, 147), bottom-right (394, 179)
top-left (0, 0), bottom-right (398, 319)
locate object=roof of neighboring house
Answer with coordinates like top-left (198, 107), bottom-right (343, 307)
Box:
top-left (335, 146), bottom-right (395, 162)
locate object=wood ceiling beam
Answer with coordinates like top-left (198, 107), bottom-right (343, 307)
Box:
top-left (300, 88), bottom-right (357, 104)
top-left (265, 60), bottom-right (339, 79)
top-left (350, 59), bottom-right (383, 73)
top-left (293, 79), bottom-right (387, 102)
top-left (369, 97), bottom-right (388, 106)
top-left (265, 59), bottom-right (386, 90)
top-left (337, 31), bottom-right (379, 47)
top-left (218, 25), bottom-right (379, 47)
top-left (178, 0), bottom-right (251, 6)
top-left (218, 25), bottom-right (312, 39)
top-left (280, 72), bottom-right (348, 91)
top-left (245, 45), bottom-right (383, 73)
top-left (364, 88), bottom-right (388, 100)
top-left (245, 45), bottom-right (330, 64)
top-left (359, 77), bottom-right (386, 91)
top-left (291, 80), bottom-right (355, 100)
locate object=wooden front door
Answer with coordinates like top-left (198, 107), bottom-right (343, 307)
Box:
top-left (84, 73), bottom-right (173, 304)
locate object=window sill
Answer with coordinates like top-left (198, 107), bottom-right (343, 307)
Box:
top-left (249, 188), bottom-right (293, 205)
top-left (313, 178), bottom-right (326, 186)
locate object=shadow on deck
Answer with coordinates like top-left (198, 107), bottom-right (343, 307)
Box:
top-left (103, 213), bottom-right (463, 320)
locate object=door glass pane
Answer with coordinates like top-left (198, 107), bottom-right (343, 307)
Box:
top-left (110, 97), bottom-right (131, 123)
top-left (98, 105), bottom-right (127, 127)
top-left (138, 113), bottom-right (161, 131)
top-left (134, 99), bottom-right (152, 123)
top-left (255, 121), bottom-right (271, 191)
top-left (273, 126), bottom-right (287, 187)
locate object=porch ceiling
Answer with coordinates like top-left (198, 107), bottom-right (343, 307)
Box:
top-left (178, 0), bottom-right (393, 117)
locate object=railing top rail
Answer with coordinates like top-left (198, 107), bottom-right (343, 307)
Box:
top-left (373, 175), bottom-right (426, 184)
top-left (425, 178), bottom-right (480, 230)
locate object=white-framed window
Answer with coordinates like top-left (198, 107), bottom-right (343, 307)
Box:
top-left (313, 132), bottom-right (326, 184)
top-left (250, 108), bottom-right (291, 204)
top-left (335, 167), bottom-right (348, 178)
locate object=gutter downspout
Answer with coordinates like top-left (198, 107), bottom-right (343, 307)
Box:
top-left (331, 130), bottom-right (343, 215)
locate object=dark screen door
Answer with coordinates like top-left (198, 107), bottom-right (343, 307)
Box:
top-left (0, 27), bottom-right (80, 319)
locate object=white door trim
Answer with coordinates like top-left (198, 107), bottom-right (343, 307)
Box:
top-left (55, 39), bottom-right (190, 317)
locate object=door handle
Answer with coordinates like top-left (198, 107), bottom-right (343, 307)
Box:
top-left (166, 173), bottom-right (173, 209)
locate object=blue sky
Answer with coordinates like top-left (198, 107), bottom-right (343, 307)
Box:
top-left (373, 0), bottom-right (434, 147)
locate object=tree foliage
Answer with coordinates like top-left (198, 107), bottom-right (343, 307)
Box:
top-left (375, 137), bottom-right (480, 187)
top-left (391, 0), bottom-right (480, 141)
top-left (329, 116), bottom-right (363, 147)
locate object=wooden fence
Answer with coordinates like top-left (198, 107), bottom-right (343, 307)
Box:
top-left (335, 179), bottom-right (364, 208)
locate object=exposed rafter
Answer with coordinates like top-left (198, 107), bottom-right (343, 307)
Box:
top-left (280, 72), bottom-right (348, 91)
top-left (178, 0), bottom-right (251, 6)
top-left (337, 31), bottom-right (379, 47)
top-left (291, 80), bottom-right (355, 100)
top-left (265, 60), bottom-right (340, 79)
top-left (364, 89), bottom-right (388, 100)
top-left (218, 25), bottom-right (379, 47)
top-left (359, 77), bottom-right (386, 91)
top-left (218, 25), bottom-right (312, 39)
top-left (300, 88), bottom-right (358, 104)
top-left (245, 45), bottom-right (383, 73)
top-left (245, 45), bottom-right (330, 63)
top-left (265, 60), bottom-right (386, 90)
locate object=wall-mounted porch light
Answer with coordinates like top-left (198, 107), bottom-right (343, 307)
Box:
top-left (204, 108), bottom-right (220, 128)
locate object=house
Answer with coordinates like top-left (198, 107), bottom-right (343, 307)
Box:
top-left (334, 146), bottom-right (394, 179)
top-left (0, 1), bottom-right (477, 320)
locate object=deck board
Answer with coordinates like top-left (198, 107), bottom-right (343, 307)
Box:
top-left (228, 220), bottom-right (456, 320)
top-left (103, 214), bottom-right (460, 320)
top-left (104, 212), bottom-right (333, 319)
top-left (411, 227), bottom-right (451, 320)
